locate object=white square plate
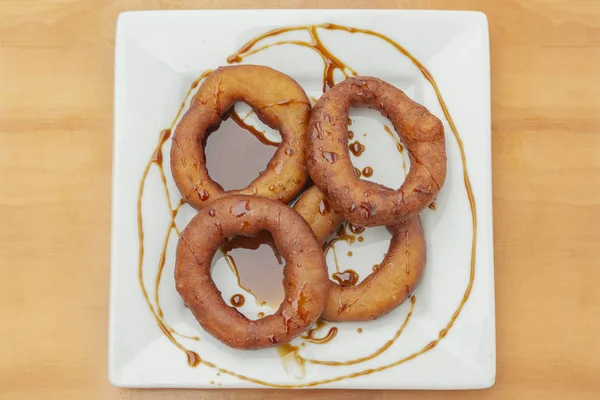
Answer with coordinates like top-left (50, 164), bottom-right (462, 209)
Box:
top-left (110, 9), bottom-right (494, 389)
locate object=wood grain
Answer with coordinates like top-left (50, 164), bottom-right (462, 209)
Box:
top-left (1, 0), bottom-right (599, 399)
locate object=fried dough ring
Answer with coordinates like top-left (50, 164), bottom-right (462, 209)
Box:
top-left (307, 76), bottom-right (446, 227)
top-left (294, 186), bottom-right (426, 322)
top-left (171, 65), bottom-right (311, 210)
top-left (175, 195), bottom-right (329, 349)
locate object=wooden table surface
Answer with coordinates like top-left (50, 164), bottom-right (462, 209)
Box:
top-left (1, 0), bottom-right (599, 399)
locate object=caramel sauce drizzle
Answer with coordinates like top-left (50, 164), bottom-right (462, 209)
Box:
top-left (323, 222), bottom-right (364, 280)
top-left (348, 224), bottom-right (365, 235)
top-left (137, 23), bottom-right (478, 388)
top-left (332, 269), bottom-right (360, 286)
top-left (383, 125), bottom-right (404, 153)
top-left (383, 124), bottom-right (407, 175)
top-left (277, 343), bottom-right (305, 377)
top-left (301, 319), bottom-right (338, 344)
top-left (220, 231), bottom-right (284, 306)
top-left (323, 223), bottom-right (356, 273)
top-left (227, 110), bottom-right (279, 147)
top-left (222, 253), bottom-right (259, 303)
top-left (227, 25), bottom-right (358, 92)
top-left (227, 98), bottom-right (310, 147)
top-left (137, 71), bottom-right (213, 364)
top-left (278, 296), bottom-right (414, 375)
top-left (154, 198), bottom-right (184, 316)
top-left (306, 296), bottom-right (416, 366)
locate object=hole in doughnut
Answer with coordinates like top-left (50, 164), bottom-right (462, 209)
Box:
top-left (347, 107), bottom-right (411, 190)
top-left (210, 231), bottom-right (285, 319)
top-left (204, 102), bottom-right (281, 191)
top-left (233, 102), bottom-right (282, 143)
top-left (324, 224), bottom-right (393, 286)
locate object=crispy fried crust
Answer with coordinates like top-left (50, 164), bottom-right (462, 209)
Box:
top-left (175, 195), bottom-right (329, 349)
top-left (292, 185), bottom-right (345, 244)
top-left (294, 186), bottom-right (426, 322)
top-left (171, 65), bottom-right (311, 210)
top-left (307, 76), bottom-right (446, 227)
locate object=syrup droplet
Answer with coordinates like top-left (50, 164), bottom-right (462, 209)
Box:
top-left (186, 351), bottom-right (201, 367)
top-left (230, 294), bottom-right (245, 307)
top-left (349, 141), bottom-right (366, 157)
top-left (349, 224), bottom-right (365, 234)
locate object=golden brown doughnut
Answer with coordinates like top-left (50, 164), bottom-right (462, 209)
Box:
top-left (175, 195), bottom-right (329, 349)
top-left (171, 65), bottom-right (311, 210)
top-left (307, 76), bottom-right (446, 227)
top-left (292, 185), bottom-right (345, 244)
top-left (293, 186), bottom-right (426, 322)
top-left (321, 217), bottom-right (425, 321)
